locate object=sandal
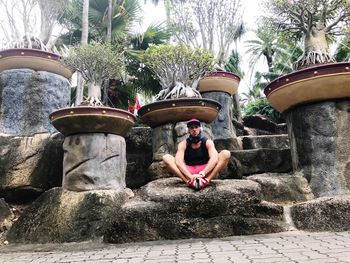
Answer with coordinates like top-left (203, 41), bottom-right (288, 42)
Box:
top-left (197, 177), bottom-right (209, 190)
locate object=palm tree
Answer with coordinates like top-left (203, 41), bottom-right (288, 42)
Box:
top-left (89, 0), bottom-right (141, 43)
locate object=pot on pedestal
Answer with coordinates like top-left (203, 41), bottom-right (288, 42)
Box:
top-left (0, 48), bottom-right (73, 202)
top-left (49, 106), bottom-right (136, 192)
top-left (0, 48), bottom-right (73, 135)
top-left (264, 62), bottom-right (350, 197)
top-left (198, 71), bottom-right (241, 150)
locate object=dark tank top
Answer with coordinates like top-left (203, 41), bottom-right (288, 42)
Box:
top-left (184, 137), bottom-right (209, 165)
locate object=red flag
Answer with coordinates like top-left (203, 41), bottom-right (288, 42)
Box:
top-left (134, 95), bottom-right (141, 111)
top-left (128, 100), bottom-right (134, 113)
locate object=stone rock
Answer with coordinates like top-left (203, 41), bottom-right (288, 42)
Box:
top-left (201, 92), bottom-right (238, 141)
top-left (232, 149), bottom-right (292, 175)
top-left (243, 115), bottom-right (287, 135)
top-left (214, 138), bottom-right (241, 151)
top-left (6, 187), bottom-right (130, 243)
top-left (152, 123), bottom-right (175, 161)
top-left (248, 173), bottom-right (314, 204)
top-left (232, 118), bottom-right (245, 137)
top-left (0, 69), bottom-right (70, 136)
top-left (63, 134), bottom-right (127, 192)
top-left (105, 178), bottom-right (287, 243)
top-left (286, 100), bottom-right (350, 197)
top-left (147, 161), bottom-right (173, 181)
top-left (0, 198), bottom-right (13, 231)
top-left (0, 133), bottom-right (64, 202)
top-left (241, 135), bottom-right (289, 150)
top-left (125, 127), bottom-right (152, 188)
top-left (291, 195), bottom-right (350, 231)
top-left (217, 155), bottom-right (242, 179)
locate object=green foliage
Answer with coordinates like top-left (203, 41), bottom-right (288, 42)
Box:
top-left (62, 42), bottom-right (125, 85)
top-left (56, 0), bottom-right (141, 46)
top-left (224, 49), bottom-right (244, 78)
top-left (243, 97), bottom-right (283, 123)
top-left (142, 44), bottom-right (216, 89)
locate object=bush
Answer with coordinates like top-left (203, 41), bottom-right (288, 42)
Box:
top-left (243, 97), bottom-right (284, 123)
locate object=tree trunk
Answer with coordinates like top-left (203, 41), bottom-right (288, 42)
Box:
top-left (106, 0), bottom-right (112, 42)
top-left (296, 27), bottom-right (335, 69)
top-left (88, 82), bottom-right (102, 100)
top-left (81, 0), bottom-right (89, 45)
top-left (75, 0), bottom-right (89, 105)
top-left (304, 28), bottom-right (329, 55)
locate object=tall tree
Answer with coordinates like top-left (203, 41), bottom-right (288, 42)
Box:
top-left (0, 0), bottom-right (68, 48)
top-left (264, 0), bottom-right (350, 69)
top-left (167, 0), bottom-right (244, 65)
top-left (75, 0), bottom-right (89, 105)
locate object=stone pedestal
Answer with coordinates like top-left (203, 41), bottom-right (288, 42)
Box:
top-left (286, 100), bottom-right (350, 197)
top-left (0, 69), bottom-right (70, 136)
top-left (201, 92), bottom-right (240, 150)
top-left (63, 133), bottom-right (127, 191)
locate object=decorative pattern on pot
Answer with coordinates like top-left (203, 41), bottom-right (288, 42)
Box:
top-left (0, 48), bottom-right (73, 78)
top-left (264, 62), bottom-right (350, 112)
top-left (198, 71), bottom-right (240, 96)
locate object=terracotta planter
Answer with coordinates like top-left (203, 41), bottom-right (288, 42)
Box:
top-left (0, 48), bottom-right (73, 78)
top-left (138, 98), bottom-right (221, 128)
top-left (198, 71), bottom-right (240, 95)
top-left (49, 106), bottom-right (136, 137)
top-left (264, 62), bottom-right (350, 112)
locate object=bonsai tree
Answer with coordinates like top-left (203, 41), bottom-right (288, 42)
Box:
top-left (264, 0), bottom-right (350, 69)
top-left (63, 42), bottom-right (124, 106)
top-left (142, 44), bottom-right (216, 100)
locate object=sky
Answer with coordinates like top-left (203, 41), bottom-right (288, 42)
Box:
top-left (140, 0), bottom-right (266, 95)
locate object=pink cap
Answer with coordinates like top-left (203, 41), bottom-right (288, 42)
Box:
top-left (187, 118), bottom-right (201, 127)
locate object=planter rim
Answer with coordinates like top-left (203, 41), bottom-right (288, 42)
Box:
top-left (264, 62), bottom-right (350, 112)
top-left (204, 70), bottom-right (241, 81)
top-left (0, 48), bottom-right (73, 78)
top-left (49, 106), bottom-right (136, 136)
top-left (199, 71), bottom-right (240, 96)
top-left (0, 48), bottom-right (61, 60)
top-left (138, 98), bottom-right (222, 128)
top-left (264, 62), bottom-right (350, 97)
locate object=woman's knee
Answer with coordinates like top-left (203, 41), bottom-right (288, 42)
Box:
top-left (162, 154), bottom-right (174, 164)
top-left (219, 150), bottom-right (231, 160)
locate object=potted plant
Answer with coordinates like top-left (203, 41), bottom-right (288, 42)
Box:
top-left (264, 1), bottom-right (350, 112)
top-left (49, 42), bottom-right (135, 136)
top-left (198, 68), bottom-right (241, 96)
top-left (138, 44), bottom-right (221, 127)
top-left (263, 0), bottom-right (350, 197)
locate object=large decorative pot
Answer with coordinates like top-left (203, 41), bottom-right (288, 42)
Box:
top-left (138, 98), bottom-right (221, 128)
top-left (49, 106), bottom-right (136, 192)
top-left (49, 106), bottom-right (136, 137)
top-left (264, 62), bottom-right (350, 112)
top-left (198, 71), bottom-right (240, 96)
top-left (0, 48), bottom-right (72, 78)
top-left (264, 62), bottom-right (350, 198)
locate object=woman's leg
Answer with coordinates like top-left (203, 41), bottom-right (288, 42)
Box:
top-left (205, 150), bottom-right (231, 182)
top-left (162, 154), bottom-right (188, 183)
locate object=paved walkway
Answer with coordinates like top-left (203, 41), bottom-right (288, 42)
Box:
top-left (0, 231), bottom-right (350, 263)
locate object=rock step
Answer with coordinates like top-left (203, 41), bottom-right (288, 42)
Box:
top-left (240, 134), bottom-right (290, 150)
top-left (105, 178), bottom-right (288, 243)
top-left (232, 148), bottom-right (292, 175)
top-left (6, 179), bottom-right (289, 244)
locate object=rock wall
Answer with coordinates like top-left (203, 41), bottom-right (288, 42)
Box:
top-left (0, 69), bottom-right (70, 136)
top-left (286, 100), bottom-right (350, 197)
top-left (0, 133), bottom-right (64, 202)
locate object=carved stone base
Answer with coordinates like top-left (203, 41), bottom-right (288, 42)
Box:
top-left (286, 100), bottom-right (350, 197)
top-left (63, 133), bottom-right (127, 191)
